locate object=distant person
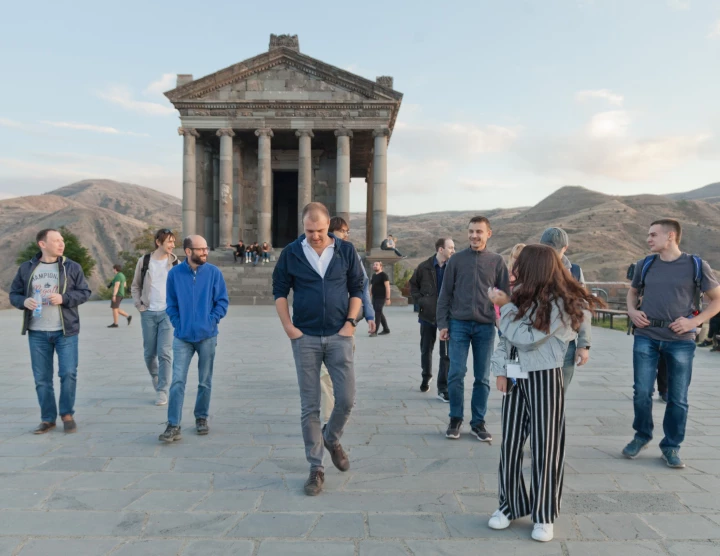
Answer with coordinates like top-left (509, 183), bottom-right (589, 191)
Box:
top-left (131, 228), bottom-right (179, 406)
top-left (9, 228), bottom-right (91, 434)
top-left (108, 264), bottom-right (131, 328)
top-left (232, 239), bottom-right (245, 263)
top-left (273, 202), bottom-right (365, 496)
top-left (262, 242), bottom-right (272, 263)
top-left (380, 234), bottom-right (404, 258)
top-left (539, 227), bottom-right (591, 391)
top-left (245, 243), bottom-right (253, 263)
top-left (624, 219), bottom-right (720, 468)
top-left (507, 243), bottom-right (526, 286)
top-left (437, 216), bottom-right (509, 442)
top-left (251, 242), bottom-right (261, 266)
top-left (409, 237), bottom-right (455, 400)
top-left (371, 261), bottom-right (391, 336)
top-left (159, 235), bottom-right (228, 442)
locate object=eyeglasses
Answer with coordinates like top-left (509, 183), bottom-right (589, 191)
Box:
top-left (189, 247), bottom-right (209, 252)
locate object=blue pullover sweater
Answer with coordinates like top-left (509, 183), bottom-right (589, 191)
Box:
top-left (272, 234), bottom-right (365, 336)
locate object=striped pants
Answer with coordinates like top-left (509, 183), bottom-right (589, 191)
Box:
top-left (498, 368), bottom-right (566, 524)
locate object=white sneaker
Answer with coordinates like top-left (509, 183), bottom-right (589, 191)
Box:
top-left (532, 523), bottom-right (553, 542)
top-left (488, 509), bottom-right (511, 530)
top-left (155, 391), bottom-right (168, 406)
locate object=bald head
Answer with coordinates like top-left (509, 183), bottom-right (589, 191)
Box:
top-left (183, 235), bottom-right (208, 266)
top-left (183, 235), bottom-right (206, 250)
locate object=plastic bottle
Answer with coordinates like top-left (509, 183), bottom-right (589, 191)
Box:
top-left (33, 286), bottom-right (42, 318)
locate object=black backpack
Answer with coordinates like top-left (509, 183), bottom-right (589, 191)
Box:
top-left (139, 254), bottom-right (178, 290)
top-left (570, 263), bottom-right (582, 283)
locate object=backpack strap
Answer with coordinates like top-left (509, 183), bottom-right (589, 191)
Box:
top-left (638, 254), bottom-right (658, 297)
top-left (691, 254), bottom-right (703, 314)
top-left (139, 254), bottom-right (151, 290)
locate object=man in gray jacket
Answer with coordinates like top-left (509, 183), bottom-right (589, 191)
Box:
top-left (437, 216), bottom-right (509, 441)
top-left (539, 227), bottom-right (591, 391)
top-left (131, 228), bottom-right (178, 406)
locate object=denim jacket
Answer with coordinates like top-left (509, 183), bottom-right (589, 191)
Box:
top-left (491, 301), bottom-right (578, 376)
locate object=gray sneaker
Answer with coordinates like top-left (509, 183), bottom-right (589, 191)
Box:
top-left (196, 418), bottom-right (209, 435)
top-left (155, 391), bottom-right (168, 406)
top-left (662, 449), bottom-right (686, 469)
top-left (622, 438), bottom-right (649, 459)
top-left (159, 424), bottom-right (182, 443)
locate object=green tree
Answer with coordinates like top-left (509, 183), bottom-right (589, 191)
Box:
top-left (16, 226), bottom-right (96, 278)
top-left (393, 262), bottom-right (413, 290)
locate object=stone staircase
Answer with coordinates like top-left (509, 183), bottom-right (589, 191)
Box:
top-left (207, 251), bottom-right (276, 306)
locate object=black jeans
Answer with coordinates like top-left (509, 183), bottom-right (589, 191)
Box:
top-left (372, 297), bottom-right (389, 332)
top-left (656, 353), bottom-right (667, 396)
top-left (420, 324), bottom-right (449, 393)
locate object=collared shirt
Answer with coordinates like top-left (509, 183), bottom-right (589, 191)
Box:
top-left (301, 238), bottom-right (335, 278)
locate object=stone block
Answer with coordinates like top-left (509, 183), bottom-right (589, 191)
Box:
top-left (563, 492), bottom-right (687, 513)
top-left (193, 491), bottom-right (262, 512)
top-left (260, 491), bottom-right (461, 513)
top-left (406, 540), bottom-right (563, 555)
top-left (257, 541), bottom-right (355, 556)
top-left (310, 512), bottom-right (365, 538)
top-left (134, 472), bottom-right (212, 491)
top-left (145, 512), bottom-right (239, 537)
top-left (112, 540), bottom-right (185, 556)
top-left (565, 541), bottom-right (666, 555)
top-left (125, 490), bottom-right (207, 512)
top-left (181, 540), bottom-right (255, 555)
top-left (666, 541), bottom-right (720, 555)
top-left (368, 513), bottom-right (447, 538)
top-left (0, 489), bottom-right (48, 509)
top-left (16, 539), bottom-right (120, 556)
top-left (228, 513), bottom-right (316, 538)
top-left (0, 510), bottom-right (145, 536)
top-left (641, 514), bottom-right (720, 539)
top-left (43, 489), bottom-right (145, 511)
top-left (587, 514), bottom-right (660, 540)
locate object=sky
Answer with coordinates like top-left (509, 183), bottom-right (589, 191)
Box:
top-left (1, 0), bottom-right (719, 215)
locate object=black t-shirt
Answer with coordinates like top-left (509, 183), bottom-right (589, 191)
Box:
top-left (371, 272), bottom-right (390, 299)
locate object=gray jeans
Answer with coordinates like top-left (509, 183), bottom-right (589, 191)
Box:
top-left (562, 340), bottom-right (577, 393)
top-left (291, 333), bottom-right (356, 471)
top-left (140, 310), bottom-right (173, 394)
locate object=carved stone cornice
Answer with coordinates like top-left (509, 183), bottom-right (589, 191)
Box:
top-left (372, 128), bottom-right (391, 138)
top-left (334, 128), bottom-right (354, 138)
top-left (255, 128), bottom-right (274, 138)
top-left (216, 128), bottom-right (236, 137)
top-left (178, 127), bottom-right (200, 138)
top-left (295, 130), bottom-right (314, 138)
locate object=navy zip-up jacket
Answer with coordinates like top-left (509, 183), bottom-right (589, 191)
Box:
top-left (9, 253), bottom-right (92, 336)
top-left (272, 233), bottom-right (365, 336)
top-left (166, 260), bottom-right (229, 342)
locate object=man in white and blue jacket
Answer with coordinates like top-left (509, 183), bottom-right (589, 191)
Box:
top-left (159, 235), bottom-right (228, 442)
top-left (273, 202), bottom-right (365, 496)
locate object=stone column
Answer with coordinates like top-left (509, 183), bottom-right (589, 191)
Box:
top-left (178, 127), bottom-right (200, 238)
top-left (334, 128), bottom-right (353, 225)
top-left (296, 130), bottom-right (314, 234)
top-left (255, 128), bottom-right (274, 245)
top-left (372, 128), bottom-right (390, 248)
top-left (233, 140), bottom-right (244, 243)
top-left (365, 164), bottom-right (374, 254)
top-left (204, 145), bottom-right (213, 243)
top-left (217, 128), bottom-right (235, 247)
top-left (212, 154), bottom-right (219, 248)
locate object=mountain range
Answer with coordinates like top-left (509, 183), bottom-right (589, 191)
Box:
top-left (1, 179), bottom-right (719, 310)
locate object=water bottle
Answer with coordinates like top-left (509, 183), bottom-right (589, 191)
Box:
top-left (33, 286), bottom-right (42, 318)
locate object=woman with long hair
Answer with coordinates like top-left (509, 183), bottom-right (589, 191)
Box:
top-left (487, 244), bottom-right (603, 542)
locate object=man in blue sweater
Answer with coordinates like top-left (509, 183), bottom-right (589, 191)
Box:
top-left (159, 235), bottom-right (228, 442)
top-left (273, 202), bottom-right (365, 496)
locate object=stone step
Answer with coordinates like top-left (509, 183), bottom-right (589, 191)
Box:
top-left (228, 295), bottom-right (276, 306)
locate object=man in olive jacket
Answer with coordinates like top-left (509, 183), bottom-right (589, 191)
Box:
top-left (409, 238), bottom-right (455, 400)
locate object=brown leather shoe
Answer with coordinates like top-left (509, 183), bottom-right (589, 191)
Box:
top-left (62, 417), bottom-right (77, 433)
top-left (304, 469), bottom-right (324, 496)
top-left (323, 436), bottom-right (350, 472)
top-left (33, 422), bottom-right (56, 434)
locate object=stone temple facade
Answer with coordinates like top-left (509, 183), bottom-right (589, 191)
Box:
top-left (165, 34), bottom-right (403, 250)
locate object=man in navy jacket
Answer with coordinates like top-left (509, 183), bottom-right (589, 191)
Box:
top-left (159, 235), bottom-right (228, 442)
top-left (273, 202), bottom-right (364, 496)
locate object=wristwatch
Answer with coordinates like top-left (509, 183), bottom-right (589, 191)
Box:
top-left (346, 318), bottom-right (357, 327)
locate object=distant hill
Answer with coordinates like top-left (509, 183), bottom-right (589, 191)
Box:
top-left (668, 182), bottom-right (720, 204)
top-left (0, 180), bottom-right (181, 309)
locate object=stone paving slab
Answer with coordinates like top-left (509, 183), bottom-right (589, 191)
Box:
top-left (1, 302), bottom-right (720, 554)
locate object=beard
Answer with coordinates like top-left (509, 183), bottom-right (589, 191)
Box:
top-left (190, 253), bottom-right (206, 266)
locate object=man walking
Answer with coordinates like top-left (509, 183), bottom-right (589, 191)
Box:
top-left (623, 219), bottom-right (720, 468)
top-left (371, 262), bottom-right (391, 336)
top-left (539, 227), bottom-right (592, 391)
top-left (409, 237), bottom-right (456, 400)
top-left (131, 228), bottom-right (178, 406)
top-left (159, 235), bottom-right (228, 442)
top-left (9, 229), bottom-right (91, 434)
top-left (437, 216), bottom-right (509, 441)
top-left (273, 202), bottom-right (364, 496)
top-left (108, 264), bottom-right (132, 328)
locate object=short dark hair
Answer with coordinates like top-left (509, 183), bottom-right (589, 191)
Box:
top-left (113, 264), bottom-right (123, 272)
top-left (302, 202), bottom-right (330, 221)
top-left (155, 228), bottom-right (175, 247)
top-left (651, 218), bottom-right (682, 244)
top-left (36, 228), bottom-right (58, 244)
top-left (435, 238), bottom-right (447, 252)
top-left (329, 216), bottom-right (348, 233)
top-left (468, 216), bottom-right (491, 229)
top-left (183, 237), bottom-right (194, 250)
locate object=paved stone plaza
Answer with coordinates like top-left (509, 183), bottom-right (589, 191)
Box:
top-left (2, 302), bottom-right (720, 555)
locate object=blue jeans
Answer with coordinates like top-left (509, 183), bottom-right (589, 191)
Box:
top-left (448, 319), bottom-right (496, 426)
top-left (140, 311), bottom-right (173, 393)
top-left (561, 340), bottom-right (576, 392)
top-left (167, 336), bottom-right (217, 427)
top-left (28, 331), bottom-right (79, 422)
top-left (632, 335), bottom-right (695, 451)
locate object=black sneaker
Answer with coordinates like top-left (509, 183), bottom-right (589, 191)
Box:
top-left (107, 324), bottom-right (118, 328)
top-left (437, 392), bottom-right (450, 403)
top-left (446, 418), bottom-right (462, 439)
top-left (127, 315), bottom-right (133, 326)
top-left (196, 418), bottom-right (209, 435)
top-left (304, 469), bottom-right (325, 496)
top-left (471, 422), bottom-right (492, 442)
top-left (159, 424), bottom-right (182, 443)
top-left (378, 330), bottom-right (391, 335)
top-left (420, 377), bottom-right (432, 392)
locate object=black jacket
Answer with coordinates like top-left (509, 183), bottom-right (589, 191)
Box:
top-left (9, 253), bottom-right (92, 336)
top-left (409, 255), bottom-right (442, 325)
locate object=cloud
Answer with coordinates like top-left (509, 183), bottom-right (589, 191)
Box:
top-left (0, 117), bottom-right (23, 129)
top-left (666, 0), bottom-right (690, 10)
top-left (576, 89), bottom-right (624, 107)
top-left (586, 111), bottom-right (630, 138)
top-left (144, 73), bottom-right (177, 96)
top-left (710, 19), bottom-right (720, 39)
top-left (98, 84), bottom-right (176, 116)
top-left (40, 121), bottom-right (149, 137)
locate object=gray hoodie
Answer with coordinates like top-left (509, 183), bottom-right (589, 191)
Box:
top-left (131, 252), bottom-right (179, 311)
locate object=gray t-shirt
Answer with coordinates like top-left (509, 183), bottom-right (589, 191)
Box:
top-left (631, 253), bottom-right (719, 342)
top-left (28, 262), bottom-right (63, 332)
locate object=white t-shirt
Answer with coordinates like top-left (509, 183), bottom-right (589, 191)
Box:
top-left (301, 238), bottom-right (335, 278)
top-left (147, 257), bottom-right (170, 311)
top-left (29, 262), bottom-right (62, 331)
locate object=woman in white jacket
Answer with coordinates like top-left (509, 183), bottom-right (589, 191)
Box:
top-left (487, 244), bottom-right (602, 542)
